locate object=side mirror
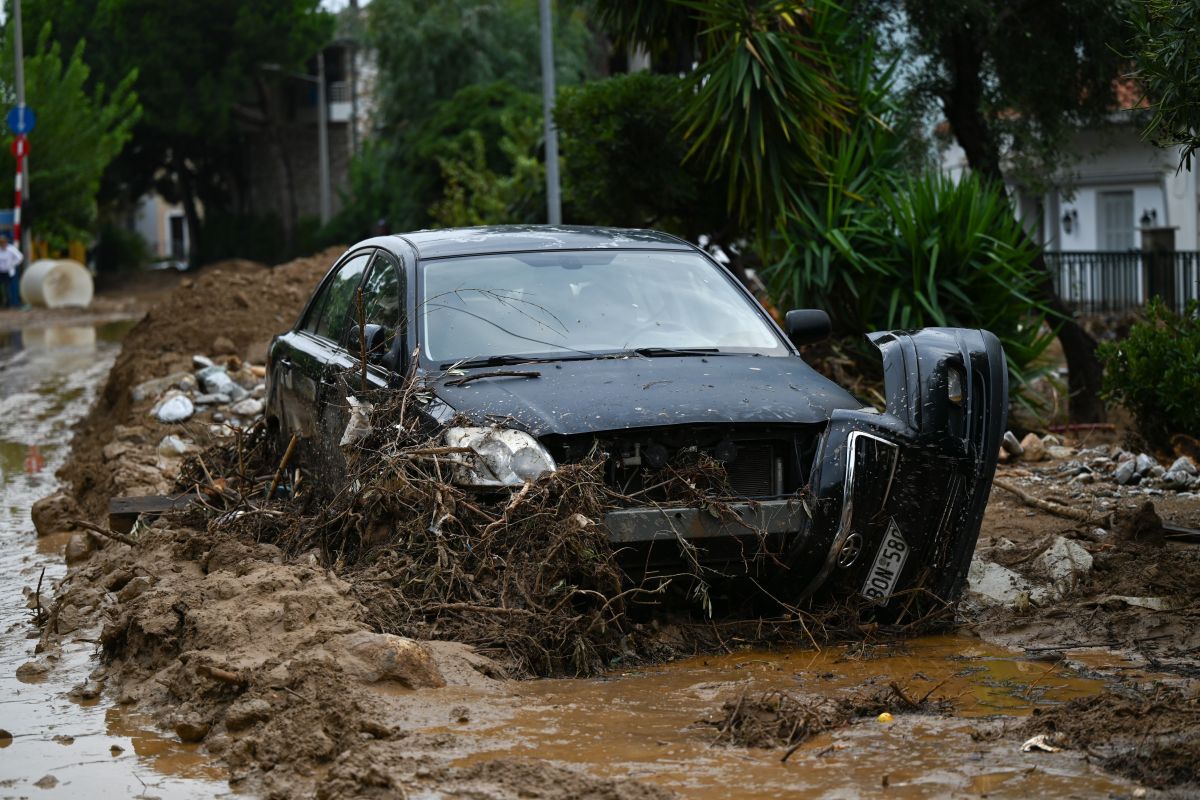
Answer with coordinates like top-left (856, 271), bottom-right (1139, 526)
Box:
top-left (784, 309), bottom-right (831, 347)
top-left (347, 323), bottom-right (388, 362)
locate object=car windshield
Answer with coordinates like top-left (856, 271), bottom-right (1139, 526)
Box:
top-left (420, 250), bottom-right (787, 364)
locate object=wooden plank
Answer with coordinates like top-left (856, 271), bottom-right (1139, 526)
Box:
top-left (108, 494), bottom-right (197, 534)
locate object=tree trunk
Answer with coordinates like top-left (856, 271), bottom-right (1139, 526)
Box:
top-left (254, 74), bottom-right (297, 255)
top-left (939, 30), bottom-right (1106, 422)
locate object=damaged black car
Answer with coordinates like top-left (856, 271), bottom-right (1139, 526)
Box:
top-left (266, 226), bottom-right (1007, 608)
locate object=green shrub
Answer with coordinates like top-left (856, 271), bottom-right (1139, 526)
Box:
top-left (93, 222), bottom-right (150, 272)
top-left (1098, 299), bottom-right (1200, 448)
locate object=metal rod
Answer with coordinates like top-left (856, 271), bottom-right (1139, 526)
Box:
top-left (538, 0), bottom-right (561, 225)
top-left (317, 49), bottom-right (331, 225)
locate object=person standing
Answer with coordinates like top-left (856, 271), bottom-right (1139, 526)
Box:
top-left (0, 234), bottom-right (22, 308)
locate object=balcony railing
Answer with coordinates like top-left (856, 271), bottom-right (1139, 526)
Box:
top-left (1046, 251), bottom-right (1200, 315)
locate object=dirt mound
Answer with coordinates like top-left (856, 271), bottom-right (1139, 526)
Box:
top-left (59, 247), bottom-right (342, 519)
top-left (1021, 687), bottom-right (1200, 790)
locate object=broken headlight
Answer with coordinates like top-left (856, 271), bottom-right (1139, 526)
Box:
top-left (445, 426), bottom-right (557, 488)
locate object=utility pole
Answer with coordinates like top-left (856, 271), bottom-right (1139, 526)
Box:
top-left (538, 0), bottom-right (561, 225)
top-left (316, 49), bottom-right (331, 226)
top-left (13, 0), bottom-right (31, 258)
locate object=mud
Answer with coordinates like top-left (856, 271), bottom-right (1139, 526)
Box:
top-left (21, 248), bottom-right (1199, 797)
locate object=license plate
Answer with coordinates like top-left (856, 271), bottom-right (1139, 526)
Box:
top-left (861, 518), bottom-right (909, 604)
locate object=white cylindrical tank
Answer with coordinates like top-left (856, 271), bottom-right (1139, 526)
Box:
top-left (19, 259), bottom-right (94, 308)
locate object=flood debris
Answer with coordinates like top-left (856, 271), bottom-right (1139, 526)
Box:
top-left (1021, 687), bottom-right (1200, 789)
top-left (703, 678), bottom-right (954, 755)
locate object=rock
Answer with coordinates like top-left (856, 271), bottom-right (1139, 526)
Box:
top-left (64, 533), bottom-right (95, 564)
top-left (1169, 456), bottom-right (1198, 476)
top-left (1046, 445), bottom-right (1075, 460)
top-left (0, 728), bottom-right (11, 746)
top-left (1149, 465), bottom-right (1166, 478)
top-left (1161, 470), bottom-right (1193, 490)
top-left (30, 493), bottom-right (82, 537)
top-left (101, 441), bottom-right (136, 462)
top-left (1019, 433), bottom-right (1046, 462)
top-left (1135, 453), bottom-right (1158, 476)
top-left (192, 393), bottom-right (231, 406)
top-left (336, 631), bottom-right (446, 688)
top-left (230, 398), bottom-right (263, 418)
top-left (197, 365), bottom-right (232, 392)
top-left (192, 354), bottom-right (215, 370)
top-left (16, 658), bottom-right (52, 680)
top-left (1032, 536), bottom-right (1093, 595)
top-left (1114, 459), bottom-right (1138, 485)
top-left (224, 697), bottom-right (272, 731)
top-left (116, 576), bottom-right (152, 602)
top-left (131, 372), bottom-right (191, 403)
top-left (174, 717), bottom-right (210, 743)
top-left (157, 435), bottom-right (195, 457)
top-left (245, 339), bottom-right (271, 365)
top-left (69, 681), bottom-right (102, 701)
top-left (251, 383), bottom-right (267, 399)
top-left (1001, 431), bottom-right (1024, 456)
top-left (33, 775), bottom-right (58, 789)
top-left (154, 394), bottom-right (194, 423)
top-left (1041, 434), bottom-right (1063, 446)
top-left (179, 375), bottom-right (198, 392)
top-left (967, 559), bottom-right (1050, 606)
top-left (212, 335), bottom-right (237, 356)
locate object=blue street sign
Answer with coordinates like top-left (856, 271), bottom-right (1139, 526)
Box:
top-left (6, 106), bottom-right (36, 135)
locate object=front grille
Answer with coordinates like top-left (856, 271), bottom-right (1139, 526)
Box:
top-left (726, 442), bottom-right (775, 497)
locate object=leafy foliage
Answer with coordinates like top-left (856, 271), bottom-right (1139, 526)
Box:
top-left (677, 0), bottom-right (851, 229)
top-left (1098, 300), bottom-right (1200, 448)
top-left (555, 72), bottom-right (724, 235)
top-left (0, 24), bottom-right (140, 245)
top-left (1130, 0), bottom-right (1200, 170)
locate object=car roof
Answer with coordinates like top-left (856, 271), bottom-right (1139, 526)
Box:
top-left (389, 225), bottom-right (694, 261)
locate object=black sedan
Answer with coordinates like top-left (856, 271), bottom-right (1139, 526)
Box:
top-left (266, 226), bottom-right (1007, 606)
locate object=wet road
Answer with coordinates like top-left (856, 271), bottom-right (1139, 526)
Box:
top-left (0, 323), bottom-right (229, 798)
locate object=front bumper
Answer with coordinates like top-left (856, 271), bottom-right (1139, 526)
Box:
top-left (601, 327), bottom-right (1008, 606)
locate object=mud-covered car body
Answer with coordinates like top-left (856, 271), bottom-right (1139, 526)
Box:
top-left (266, 226), bottom-right (1007, 604)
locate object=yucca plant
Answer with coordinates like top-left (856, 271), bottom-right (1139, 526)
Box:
top-left (770, 169), bottom-right (1055, 403)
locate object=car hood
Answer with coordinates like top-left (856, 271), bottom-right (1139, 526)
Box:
top-left (431, 355), bottom-right (863, 437)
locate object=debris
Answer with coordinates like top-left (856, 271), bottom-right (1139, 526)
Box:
top-left (33, 774), bottom-right (58, 789)
top-left (877, 712), bottom-right (893, 723)
top-left (336, 631), bottom-right (447, 688)
top-left (1001, 430), bottom-right (1024, 456)
top-left (1134, 453), bottom-right (1158, 476)
top-left (1114, 460), bottom-right (1138, 486)
top-left (30, 493), bottom-right (83, 537)
top-left (338, 396), bottom-right (373, 448)
top-left (229, 397), bottom-right (263, 418)
top-left (174, 717), bottom-right (210, 743)
top-left (1168, 456), bottom-right (1197, 476)
top-left (993, 478), bottom-right (1104, 524)
top-left (157, 435), bottom-right (194, 458)
top-left (0, 728), bottom-right (11, 746)
top-left (192, 354), bottom-right (214, 370)
top-left (131, 372), bottom-right (191, 403)
top-left (154, 394), bottom-right (194, 423)
top-left (1032, 536), bottom-right (1093, 596)
top-left (1019, 433), bottom-right (1046, 462)
top-left (967, 559), bottom-right (1050, 607)
top-left (1021, 734), bottom-right (1062, 753)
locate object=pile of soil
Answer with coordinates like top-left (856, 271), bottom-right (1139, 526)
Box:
top-left (59, 248), bottom-right (341, 520)
top-left (1021, 687), bottom-right (1200, 789)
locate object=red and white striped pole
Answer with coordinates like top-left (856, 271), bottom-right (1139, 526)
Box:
top-left (12, 134), bottom-right (26, 243)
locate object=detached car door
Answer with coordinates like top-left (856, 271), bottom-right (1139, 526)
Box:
top-left (269, 249), bottom-right (374, 440)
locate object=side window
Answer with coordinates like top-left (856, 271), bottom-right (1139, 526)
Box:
top-left (361, 254), bottom-right (403, 350)
top-left (301, 252), bottom-right (372, 342)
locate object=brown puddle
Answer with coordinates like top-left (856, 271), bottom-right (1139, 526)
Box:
top-left (0, 322), bottom-right (231, 798)
top-left (438, 635), bottom-right (1136, 798)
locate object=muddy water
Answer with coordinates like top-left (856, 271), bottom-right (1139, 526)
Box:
top-left (442, 636), bottom-right (1139, 798)
top-left (0, 323), bottom-right (230, 798)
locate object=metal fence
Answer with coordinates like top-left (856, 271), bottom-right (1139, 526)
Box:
top-left (1046, 251), bottom-right (1200, 314)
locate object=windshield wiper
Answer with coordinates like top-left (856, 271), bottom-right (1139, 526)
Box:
top-left (441, 354), bottom-right (546, 370)
top-left (619, 347), bottom-right (735, 358)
